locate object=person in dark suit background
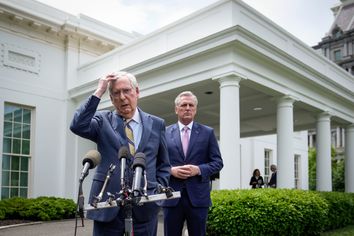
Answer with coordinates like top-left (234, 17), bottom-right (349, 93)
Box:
top-left (268, 164), bottom-right (277, 188)
top-left (162, 91), bottom-right (223, 236)
top-left (70, 71), bottom-right (170, 236)
top-left (249, 169), bottom-right (264, 189)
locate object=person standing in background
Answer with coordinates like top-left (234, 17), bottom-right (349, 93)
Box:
top-left (162, 91), bottom-right (223, 236)
top-left (268, 164), bottom-right (277, 188)
top-left (249, 169), bottom-right (264, 189)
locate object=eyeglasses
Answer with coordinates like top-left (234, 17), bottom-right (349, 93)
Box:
top-left (111, 88), bottom-right (133, 97)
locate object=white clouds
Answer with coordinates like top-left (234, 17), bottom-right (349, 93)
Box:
top-left (243, 0), bottom-right (339, 45)
top-left (36, 0), bottom-right (218, 33)
top-left (36, 0), bottom-right (339, 46)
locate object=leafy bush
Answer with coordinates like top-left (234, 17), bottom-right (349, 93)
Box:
top-left (0, 196), bottom-right (76, 221)
top-left (0, 197), bottom-right (31, 220)
top-left (316, 191), bottom-right (354, 231)
top-left (207, 189), bottom-right (329, 236)
top-left (308, 147), bottom-right (345, 192)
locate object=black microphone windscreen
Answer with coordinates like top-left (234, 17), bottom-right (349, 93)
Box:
top-left (82, 150), bottom-right (101, 169)
top-left (118, 146), bottom-right (129, 160)
top-left (132, 152), bottom-right (146, 169)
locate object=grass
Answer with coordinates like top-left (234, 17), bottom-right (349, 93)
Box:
top-left (321, 225), bottom-right (354, 236)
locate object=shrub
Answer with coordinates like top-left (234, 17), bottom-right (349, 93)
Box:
top-left (0, 196), bottom-right (76, 221)
top-left (0, 197), bottom-right (31, 220)
top-left (207, 189), bottom-right (328, 236)
top-left (316, 191), bottom-right (354, 231)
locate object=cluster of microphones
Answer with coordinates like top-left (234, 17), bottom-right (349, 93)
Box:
top-left (77, 147), bottom-right (178, 212)
top-left (74, 147), bottom-right (179, 235)
top-left (79, 146), bottom-right (147, 202)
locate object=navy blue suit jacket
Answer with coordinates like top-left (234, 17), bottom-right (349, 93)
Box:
top-left (162, 122), bottom-right (223, 207)
top-left (70, 95), bottom-right (170, 222)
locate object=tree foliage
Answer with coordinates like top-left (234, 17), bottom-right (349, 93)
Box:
top-left (308, 147), bottom-right (344, 192)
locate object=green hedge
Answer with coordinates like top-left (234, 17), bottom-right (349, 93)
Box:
top-left (207, 189), bottom-right (342, 236)
top-left (0, 196), bottom-right (76, 221)
top-left (317, 191), bottom-right (354, 230)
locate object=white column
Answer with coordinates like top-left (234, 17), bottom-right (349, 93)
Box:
top-left (215, 75), bottom-right (242, 189)
top-left (277, 96), bottom-right (295, 189)
top-left (309, 133), bottom-right (313, 148)
top-left (345, 124), bottom-right (354, 192)
top-left (336, 127), bottom-right (340, 148)
top-left (316, 112), bottom-right (332, 191)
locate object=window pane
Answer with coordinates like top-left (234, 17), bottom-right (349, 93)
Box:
top-left (22, 124), bottom-right (30, 139)
top-left (23, 109), bottom-right (31, 124)
top-left (4, 111), bottom-right (12, 121)
top-left (12, 139), bottom-right (21, 154)
top-left (20, 172), bottom-right (28, 187)
top-left (4, 105), bottom-right (15, 121)
top-left (11, 172), bottom-right (19, 186)
top-left (19, 188), bottom-right (27, 198)
top-left (14, 109), bottom-right (22, 123)
top-left (20, 157), bottom-right (29, 171)
top-left (2, 171), bottom-right (10, 186)
top-left (13, 123), bottom-right (22, 138)
top-left (334, 50), bottom-right (341, 61)
top-left (2, 155), bottom-right (10, 170)
top-left (3, 121), bottom-right (12, 137)
top-left (3, 138), bottom-right (12, 153)
top-left (22, 140), bottom-right (30, 155)
top-left (11, 156), bottom-right (20, 170)
top-left (1, 187), bottom-right (9, 199)
top-left (10, 188), bottom-right (19, 198)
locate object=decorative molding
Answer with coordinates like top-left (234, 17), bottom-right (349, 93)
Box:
top-left (1, 43), bottom-right (41, 74)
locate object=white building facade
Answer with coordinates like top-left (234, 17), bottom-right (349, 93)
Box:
top-left (0, 0), bottom-right (353, 201)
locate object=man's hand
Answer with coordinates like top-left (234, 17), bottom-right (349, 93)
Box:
top-left (171, 165), bottom-right (200, 179)
top-left (94, 73), bottom-right (118, 98)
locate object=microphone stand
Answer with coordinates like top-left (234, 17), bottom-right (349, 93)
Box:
top-left (123, 192), bottom-right (134, 236)
top-left (74, 180), bottom-right (85, 236)
top-left (78, 182), bottom-right (85, 226)
top-left (91, 164), bottom-right (116, 208)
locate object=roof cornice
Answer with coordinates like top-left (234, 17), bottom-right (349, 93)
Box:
top-left (0, 0), bottom-right (139, 49)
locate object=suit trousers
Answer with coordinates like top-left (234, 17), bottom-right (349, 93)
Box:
top-left (163, 189), bottom-right (209, 236)
top-left (93, 208), bottom-right (158, 236)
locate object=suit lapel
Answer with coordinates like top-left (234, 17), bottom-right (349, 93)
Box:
top-left (171, 124), bottom-right (185, 158)
top-left (186, 122), bottom-right (200, 158)
top-left (109, 111), bottom-right (125, 146)
top-left (137, 109), bottom-right (152, 152)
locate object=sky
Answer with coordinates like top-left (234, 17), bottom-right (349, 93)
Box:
top-left (35, 0), bottom-right (340, 46)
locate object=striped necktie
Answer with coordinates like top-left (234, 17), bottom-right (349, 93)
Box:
top-left (125, 120), bottom-right (135, 155)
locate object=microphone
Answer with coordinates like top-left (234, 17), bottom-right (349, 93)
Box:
top-left (118, 146), bottom-right (129, 188)
top-left (132, 152), bottom-right (146, 197)
top-left (79, 150), bottom-right (101, 183)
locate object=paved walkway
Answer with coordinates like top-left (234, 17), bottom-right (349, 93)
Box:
top-left (0, 216), bottom-right (166, 236)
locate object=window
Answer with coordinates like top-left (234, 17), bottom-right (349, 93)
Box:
top-left (2, 103), bottom-right (32, 199)
top-left (332, 27), bottom-right (342, 39)
top-left (264, 149), bottom-right (272, 186)
top-left (334, 30), bottom-right (342, 38)
top-left (334, 50), bottom-right (342, 61)
top-left (294, 155), bottom-right (301, 189)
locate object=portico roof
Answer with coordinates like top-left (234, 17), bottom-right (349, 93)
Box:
top-left (70, 0), bottom-right (354, 137)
